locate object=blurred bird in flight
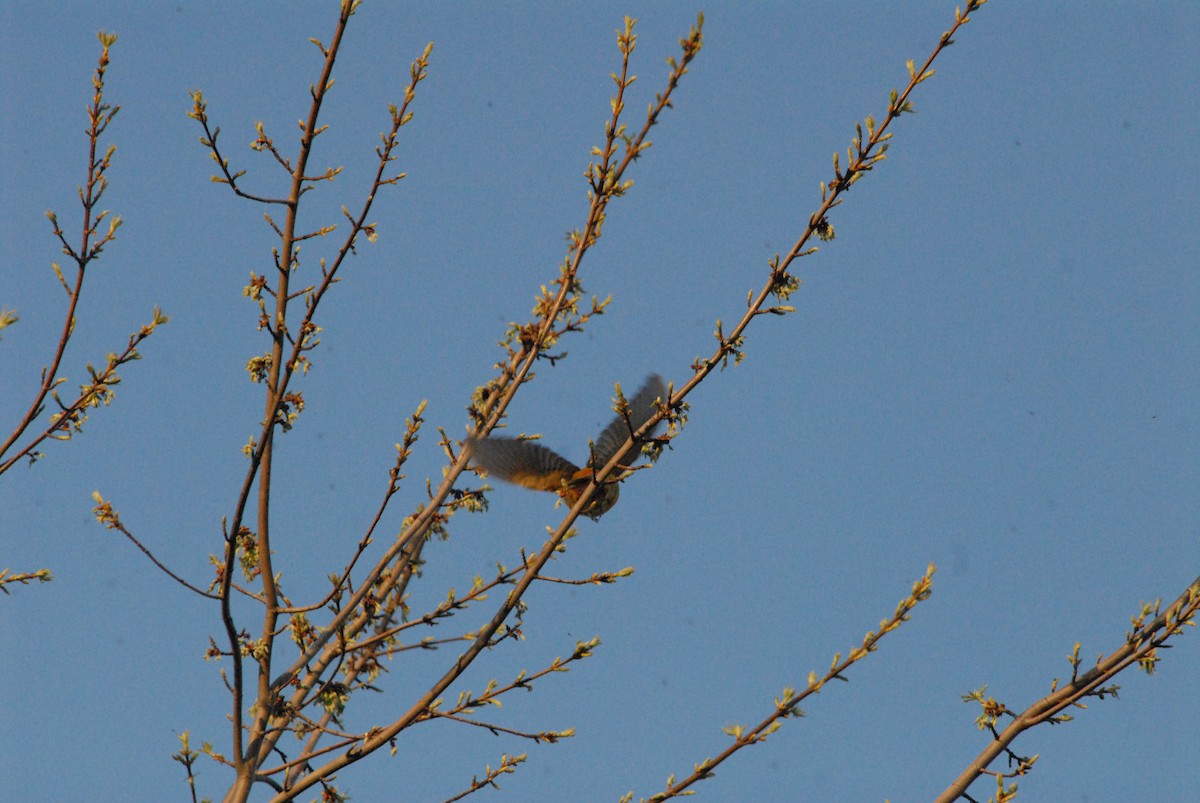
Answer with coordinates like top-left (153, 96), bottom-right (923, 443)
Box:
top-left (468, 374), bottom-right (668, 520)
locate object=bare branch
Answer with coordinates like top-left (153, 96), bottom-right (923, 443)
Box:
top-left (937, 573), bottom-right (1200, 802)
top-left (1, 34), bottom-right (165, 477)
top-left (638, 566), bottom-right (936, 801)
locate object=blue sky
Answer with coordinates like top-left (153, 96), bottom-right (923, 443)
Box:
top-left (2, 3), bottom-right (1198, 801)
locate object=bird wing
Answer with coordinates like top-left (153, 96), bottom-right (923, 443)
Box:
top-left (590, 373), bottom-right (668, 469)
top-left (468, 435), bottom-right (580, 493)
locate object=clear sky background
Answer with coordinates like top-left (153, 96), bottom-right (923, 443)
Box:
top-left (2, 3), bottom-right (1198, 802)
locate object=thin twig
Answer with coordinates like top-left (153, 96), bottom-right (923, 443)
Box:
top-left (936, 574), bottom-right (1200, 802)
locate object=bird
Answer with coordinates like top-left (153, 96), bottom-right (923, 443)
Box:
top-left (467, 374), bottom-right (668, 520)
